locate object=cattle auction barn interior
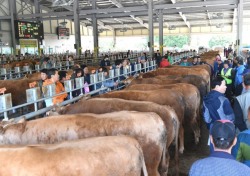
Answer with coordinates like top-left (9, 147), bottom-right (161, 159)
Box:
top-left (1, 0), bottom-right (250, 175)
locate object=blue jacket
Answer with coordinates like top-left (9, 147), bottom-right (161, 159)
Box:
top-left (189, 151), bottom-right (250, 176)
top-left (96, 76), bottom-right (116, 94)
top-left (179, 62), bottom-right (191, 66)
top-left (232, 130), bottom-right (250, 167)
top-left (203, 90), bottom-right (235, 129)
top-left (235, 65), bottom-right (245, 86)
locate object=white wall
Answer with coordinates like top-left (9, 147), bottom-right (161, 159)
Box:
top-left (43, 34), bottom-right (94, 54)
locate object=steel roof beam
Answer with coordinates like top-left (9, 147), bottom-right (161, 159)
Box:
top-left (203, 0), bottom-right (212, 26)
top-left (17, 4), bottom-right (237, 20)
top-left (0, 15), bottom-right (10, 19)
top-left (170, 0), bottom-right (190, 28)
top-left (78, 0), bottom-right (237, 15)
top-left (154, 0), bottom-right (238, 10)
top-left (109, 0), bottom-right (148, 29)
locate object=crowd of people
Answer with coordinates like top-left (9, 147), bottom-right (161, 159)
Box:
top-left (189, 50), bottom-right (250, 175)
top-left (30, 56), bottom-right (141, 109)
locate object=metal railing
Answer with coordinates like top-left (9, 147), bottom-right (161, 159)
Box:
top-left (0, 55), bottom-right (141, 80)
top-left (0, 60), bottom-right (157, 120)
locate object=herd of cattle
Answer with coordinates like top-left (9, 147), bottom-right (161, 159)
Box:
top-left (0, 51), bottom-right (217, 176)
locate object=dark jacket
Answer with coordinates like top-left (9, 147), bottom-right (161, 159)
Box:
top-left (203, 90), bottom-right (235, 129)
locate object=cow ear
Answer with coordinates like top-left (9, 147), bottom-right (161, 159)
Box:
top-left (17, 117), bottom-right (26, 124)
top-left (52, 104), bottom-right (60, 112)
top-left (17, 119), bottom-right (26, 133)
top-left (80, 94), bottom-right (91, 101)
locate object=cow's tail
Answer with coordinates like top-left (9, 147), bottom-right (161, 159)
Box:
top-left (160, 141), bottom-right (167, 173)
top-left (174, 117), bottom-right (180, 175)
top-left (141, 154), bottom-right (148, 176)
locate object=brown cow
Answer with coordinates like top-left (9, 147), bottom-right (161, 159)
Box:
top-left (0, 79), bottom-right (38, 108)
top-left (0, 111), bottom-right (166, 176)
top-left (156, 68), bottom-right (210, 91)
top-left (0, 136), bottom-right (148, 176)
top-left (126, 83), bottom-right (201, 144)
top-left (99, 89), bottom-right (186, 154)
top-left (168, 64), bottom-right (212, 76)
top-left (50, 97), bottom-right (180, 173)
top-left (134, 73), bottom-right (208, 97)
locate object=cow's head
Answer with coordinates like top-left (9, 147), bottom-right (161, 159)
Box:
top-left (122, 76), bottom-right (137, 85)
top-left (79, 94), bottom-right (91, 101)
top-left (0, 118), bottom-right (26, 144)
top-left (46, 104), bottom-right (62, 116)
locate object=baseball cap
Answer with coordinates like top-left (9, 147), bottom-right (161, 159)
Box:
top-left (210, 120), bottom-right (236, 142)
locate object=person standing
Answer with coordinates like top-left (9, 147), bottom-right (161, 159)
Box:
top-left (189, 120), bottom-right (250, 176)
top-left (192, 56), bottom-right (198, 66)
top-left (221, 60), bottom-right (235, 102)
top-left (179, 57), bottom-right (191, 66)
top-left (43, 68), bottom-right (67, 107)
top-left (232, 106), bottom-right (250, 167)
top-left (233, 73), bottom-right (250, 131)
top-left (203, 77), bottom-right (235, 129)
top-left (159, 56), bottom-right (170, 68)
top-left (234, 57), bottom-right (245, 96)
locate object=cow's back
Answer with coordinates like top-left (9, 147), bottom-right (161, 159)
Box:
top-left (0, 136), bottom-right (147, 176)
top-left (57, 98), bottom-right (179, 148)
top-left (0, 111), bottom-right (166, 176)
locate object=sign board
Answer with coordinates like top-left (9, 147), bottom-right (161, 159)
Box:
top-left (98, 72), bottom-right (104, 81)
top-left (90, 74), bottom-right (98, 84)
top-left (23, 66), bottom-right (30, 72)
top-left (20, 39), bottom-right (38, 48)
top-left (0, 93), bottom-right (12, 111)
top-left (75, 77), bottom-right (84, 89)
top-left (26, 87), bottom-right (41, 103)
top-left (57, 27), bottom-right (70, 37)
top-left (15, 20), bottom-right (44, 39)
top-left (14, 67), bottom-right (20, 73)
top-left (115, 68), bottom-right (120, 76)
top-left (109, 69), bottom-right (114, 78)
top-left (1, 68), bottom-right (6, 75)
top-left (42, 84), bottom-right (56, 98)
top-left (64, 79), bottom-right (74, 92)
top-left (35, 64), bottom-right (40, 71)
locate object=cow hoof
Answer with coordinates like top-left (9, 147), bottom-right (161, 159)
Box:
top-left (179, 147), bottom-right (184, 154)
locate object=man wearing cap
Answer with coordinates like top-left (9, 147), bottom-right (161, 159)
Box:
top-left (221, 60), bottom-right (235, 102)
top-left (189, 120), bottom-right (250, 176)
top-left (233, 73), bottom-right (250, 131)
top-left (179, 57), bottom-right (191, 66)
top-left (232, 106), bottom-right (250, 167)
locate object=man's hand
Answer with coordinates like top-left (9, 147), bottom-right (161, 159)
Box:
top-left (29, 82), bottom-right (37, 88)
top-left (114, 82), bottom-right (118, 87)
top-left (0, 87), bottom-right (7, 94)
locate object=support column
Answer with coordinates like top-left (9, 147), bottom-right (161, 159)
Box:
top-left (34, 0), bottom-right (41, 55)
top-left (34, 0), bottom-right (40, 21)
top-left (9, 0), bottom-right (17, 55)
top-left (159, 10), bottom-right (163, 56)
top-left (92, 0), bottom-right (99, 59)
top-left (148, 0), bottom-right (154, 58)
top-left (113, 30), bottom-right (116, 49)
top-left (237, 0), bottom-right (243, 55)
top-left (73, 0), bottom-right (81, 56)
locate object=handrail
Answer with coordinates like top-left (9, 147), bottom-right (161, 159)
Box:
top-left (0, 61), bottom-right (157, 120)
